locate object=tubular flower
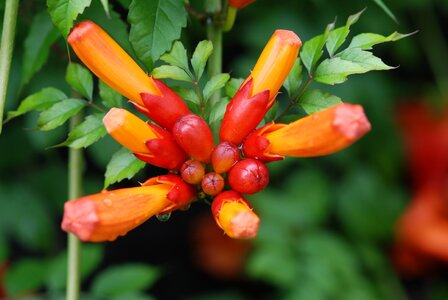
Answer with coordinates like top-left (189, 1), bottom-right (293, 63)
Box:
top-left (212, 191), bottom-right (260, 239)
top-left (220, 30), bottom-right (301, 145)
top-left (103, 108), bottom-right (186, 170)
top-left (228, 0), bottom-right (255, 8)
top-left (61, 174), bottom-right (196, 242)
top-left (243, 103), bottom-right (371, 160)
top-left (68, 20), bottom-right (190, 127)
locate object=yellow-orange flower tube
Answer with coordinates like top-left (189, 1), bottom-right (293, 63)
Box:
top-left (68, 20), bottom-right (161, 106)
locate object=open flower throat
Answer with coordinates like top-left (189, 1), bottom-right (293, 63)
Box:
top-left (62, 21), bottom-right (371, 242)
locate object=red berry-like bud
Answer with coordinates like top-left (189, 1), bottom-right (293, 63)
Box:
top-left (181, 160), bottom-right (205, 184)
top-left (228, 159), bottom-right (269, 194)
top-left (212, 142), bottom-right (240, 173)
top-left (202, 172), bottom-right (225, 196)
top-left (173, 114), bottom-right (215, 163)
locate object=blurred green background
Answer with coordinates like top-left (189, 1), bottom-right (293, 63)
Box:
top-left (1, 0), bottom-right (447, 299)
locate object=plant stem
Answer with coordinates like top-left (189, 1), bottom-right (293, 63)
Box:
top-left (66, 112), bottom-right (84, 300)
top-left (0, 0), bottom-right (19, 134)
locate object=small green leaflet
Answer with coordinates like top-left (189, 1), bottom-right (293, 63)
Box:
top-left (172, 86), bottom-right (200, 105)
top-left (99, 80), bottom-right (123, 108)
top-left (128, 0), bottom-right (187, 68)
top-left (60, 114), bottom-right (107, 149)
top-left (203, 73), bottom-right (230, 102)
top-left (37, 99), bottom-right (85, 131)
top-left (100, 0), bottom-right (110, 18)
top-left (65, 63), bottom-right (93, 100)
top-left (152, 65), bottom-right (192, 83)
top-left (160, 41), bottom-right (190, 73)
top-left (191, 40), bottom-right (213, 80)
top-left (22, 11), bottom-right (60, 87)
top-left (47, 0), bottom-right (92, 38)
top-left (283, 58), bottom-right (303, 99)
top-left (314, 48), bottom-right (393, 85)
top-left (6, 87), bottom-right (67, 121)
top-left (208, 98), bottom-right (229, 123)
top-left (298, 89), bottom-right (342, 114)
top-left (371, 0), bottom-right (397, 23)
top-left (225, 78), bottom-right (244, 98)
top-left (325, 9), bottom-right (365, 57)
top-left (104, 148), bottom-right (145, 188)
top-left (92, 264), bottom-right (159, 298)
top-left (347, 31), bottom-right (415, 50)
top-left (300, 20), bottom-right (336, 74)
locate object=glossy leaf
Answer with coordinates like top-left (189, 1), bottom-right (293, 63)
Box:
top-left (160, 41), bottom-right (190, 72)
top-left (22, 11), bottom-right (60, 86)
top-left (172, 86), bottom-right (200, 105)
top-left (5, 259), bottom-right (48, 296)
top-left (128, 0), bottom-right (187, 68)
top-left (326, 9), bottom-right (365, 57)
top-left (37, 99), bottom-right (85, 131)
top-left (92, 264), bottom-right (159, 297)
top-left (348, 31), bottom-right (414, 50)
top-left (314, 48), bottom-right (393, 85)
top-left (300, 20), bottom-right (335, 73)
top-left (99, 80), bottom-right (123, 108)
top-left (224, 78), bottom-right (244, 98)
top-left (104, 148), bottom-right (146, 188)
top-left (203, 73), bottom-right (230, 102)
top-left (191, 40), bottom-right (213, 80)
top-left (47, 0), bottom-right (92, 38)
top-left (61, 114), bottom-right (107, 148)
top-left (152, 65), bottom-right (192, 82)
top-left (299, 89), bottom-right (342, 114)
top-left (283, 58), bottom-right (303, 99)
top-left (65, 63), bottom-right (94, 100)
top-left (208, 98), bottom-right (229, 123)
top-left (6, 88), bottom-right (67, 121)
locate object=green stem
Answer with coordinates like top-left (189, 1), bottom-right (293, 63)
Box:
top-left (0, 0), bottom-right (19, 134)
top-left (276, 76), bottom-right (313, 121)
top-left (66, 113), bottom-right (84, 300)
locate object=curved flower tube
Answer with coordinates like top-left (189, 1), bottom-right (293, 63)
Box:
top-left (61, 174), bottom-right (196, 242)
top-left (212, 191), bottom-right (260, 239)
top-left (243, 103), bottom-right (371, 160)
top-left (220, 30), bottom-right (301, 145)
top-left (103, 108), bottom-right (186, 170)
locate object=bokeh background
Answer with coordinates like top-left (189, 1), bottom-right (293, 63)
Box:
top-left (1, 0), bottom-right (448, 299)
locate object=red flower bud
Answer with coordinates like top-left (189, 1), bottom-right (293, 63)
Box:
top-left (242, 122), bottom-right (284, 162)
top-left (201, 173), bottom-right (225, 196)
top-left (181, 160), bottom-right (205, 184)
top-left (228, 0), bottom-right (255, 8)
top-left (212, 142), bottom-right (240, 173)
top-left (173, 114), bottom-right (215, 162)
top-left (140, 78), bottom-right (191, 130)
top-left (219, 79), bottom-right (270, 145)
top-left (228, 159), bottom-right (269, 194)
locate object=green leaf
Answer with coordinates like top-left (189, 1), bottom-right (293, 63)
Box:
top-left (326, 9), bottom-right (365, 57)
top-left (208, 98), bottom-right (229, 123)
top-left (283, 58), bottom-right (303, 98)
top-left (371, 0), bottom-right (397, 23)
top-left (160, 41), bottom-right (190, 72)
top-left (203, 73), bottom-right (230, 102)
top-left (348, 31), bottom-right (415, 50)
top-left (100, 0), bottom-right (110, 18)
top-left (172, 86), bottom-right (200, 105)
top-left (314, 48), bottom-right (393, 85)
top-left (5, 259), bottom-right (49, 296)
top-left (37, 99), bottom-right (85, 131)
top-left (60, 114), bottom-right (106, 148)
top-left (99, 80), bottom-right (123, 108)
top-left (191, 40), bottom-right (213, 80)
top-left (21, 11), bottom-right (60, 86)
top-left (65, 63), bottom-right (94, 100)
top-left (300, 20), bottom-right (335, 73)
top-left (6, 88), bottom-right (67, 121)
top-left (299, 89), bottom-right (342, 114)
top-left (128, 0), bottom-right (187, 68)
top-left (224, 78), bottom-right (244, 98)
top-left (47, 0), bottom-right (92, 38)
top-left (92, 264), bottom-right (159, 297)
top-left (104, 148), bottom-right (146, 188)
top-left (152, 65), bottom-right (192, 82)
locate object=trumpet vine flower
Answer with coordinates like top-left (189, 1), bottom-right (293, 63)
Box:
top-left (62, 21), bottom-right (371, 242)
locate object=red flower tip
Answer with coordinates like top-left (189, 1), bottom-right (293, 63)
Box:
top-left (219, 79), bottom-right (270, 145)
top-left (201, 173), bottom-right (225, 196)
top-left (332, 104), bottom-right (371, 140)
top-left (140, 78), bottom-right (191, 130)
top-left (228, 158), bottom-right (269, 194)
top-left (228, 0), bottom-right (255, 8)
top-left (62, 199), bottom-right (99, 241)
top-left (173, 114), bottom-right (215, 163)
top-left (181, 160), bottom-right (205, 184)
top-left (212, 142), bottom-right (240, 173)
